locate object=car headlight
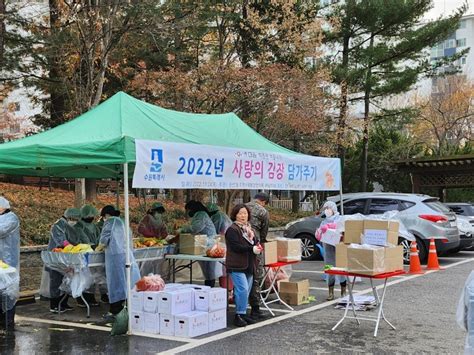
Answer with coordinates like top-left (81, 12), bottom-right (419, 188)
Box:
top-left (458, 220), bottom-right (472, 234)
top-left (285, 218), bottom-right (307, 229)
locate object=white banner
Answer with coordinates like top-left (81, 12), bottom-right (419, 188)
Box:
top-left (132, 140), bottom-right (341, 191)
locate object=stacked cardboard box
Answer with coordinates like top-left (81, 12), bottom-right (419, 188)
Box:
top-left (335, 220), bottom-right (403, 275)
top-left (130, 283), bottom-right (227, 337)
top-left (179, 234), bottom-right (208, 255)
top-left (277, 239), bottom-right (302, 262)
top-left (278, 279), bottom-right (309, 305)
top-left (263, 241), bottom-right (278, 265)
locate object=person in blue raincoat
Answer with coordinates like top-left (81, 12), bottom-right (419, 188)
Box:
top-left (0, 197), bottom-right (20, 331)
top-left (47, 207), bottom-right (81, 313)
top-left (180, 200), bottom-right (223, 287)
top-left (316, 201), bottom-right (347, 301)
top-left (98, 205), bottom-right (140, 315)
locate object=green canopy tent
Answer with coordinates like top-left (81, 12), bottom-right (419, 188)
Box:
top-left (0, 91), bottom-right (342, 335)
top-left (0, 91), bottom-right (295, 178)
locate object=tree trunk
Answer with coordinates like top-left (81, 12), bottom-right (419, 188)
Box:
top-left (291, 191), bottom-right (299, 213)
top-left (359, 35), bottom-right (374, 192)
top-left (224, 190), bottom-right (239, 215)
top-left (48, 0), bottom-right (66, 127)
top-left (172, 189), bottom-right (185, 204)
top-left (336, 21), bottom-right (351, 164)
top-left (243, 190), bottom-right (251, 203)
top-left (74, 178), bottom-right (85, 208)
top-left (0, 0), bottom-right (5, 67)
top-left (85, 178), bottom-right (97, 201)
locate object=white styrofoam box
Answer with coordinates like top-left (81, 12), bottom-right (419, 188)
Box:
top-left (179, 284), bottom-right (211, 309)
top-left (164, 283), bottom-right (184, 290)
top-left (130, 290), bottom-right (144, 312)
top-left (143, 291), bottom-right (162, 314)
top-left (131, 312), bottom-right (144, 332)
top-left (174, 311), bottom-right (209, 338)
top-left (195, 287), bottom-right (227, 312)
top-left (143, 313), bottom-right (160, 334)
top-left (208, 309), bottom-right (227, 333)
top-left (159, 288), bottom-right (193, 315)
top-left (159, 314), bottom-right (175, 336)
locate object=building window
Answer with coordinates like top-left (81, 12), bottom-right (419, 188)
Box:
top-left (445, 39), bottom-right (456, 49)
top-left (461, 57), bottom-right (467, 65)
top-left (459, 19), bottom-right (467, 29)
top-left (457, 38), bottom-right (466, 47)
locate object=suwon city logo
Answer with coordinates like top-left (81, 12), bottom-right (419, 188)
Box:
top-left (143, 148), bottom-right (165, 182)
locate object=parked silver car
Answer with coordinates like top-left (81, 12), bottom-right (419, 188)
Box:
top-left (284, 192), bottom-right (461, 263)
top-left (445, 203), bottom-right (474, 251)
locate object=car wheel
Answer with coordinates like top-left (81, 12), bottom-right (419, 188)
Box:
top-left (416, 237), bottom-right (428, 264)
top-left (297, 233), bottom-right (321, 261)
top-left (398, 237), bottom-right (411, 265)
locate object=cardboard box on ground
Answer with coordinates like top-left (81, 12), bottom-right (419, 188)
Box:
top-left (179, 234), bottom-right (208, 255)
top-left (336, 219), bottom-right (403, 275)
top-left (278, 279), bottom-right (309, 305)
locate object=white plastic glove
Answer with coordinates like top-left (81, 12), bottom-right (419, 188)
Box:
top-left (253, 246), bottom-right (262, 255)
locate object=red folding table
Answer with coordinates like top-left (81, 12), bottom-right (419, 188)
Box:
top-left (325, 269), bottom-right (405, 337)
top-left (259, 260), bottom-right (300, 316)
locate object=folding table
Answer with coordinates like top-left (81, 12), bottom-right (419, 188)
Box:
top-left (325, 269), bottom-right (405, 337)
top-left (259, 260), bottom-right (300, 316)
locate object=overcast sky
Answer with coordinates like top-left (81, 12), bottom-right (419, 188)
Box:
top-left (425, 0), bottom-right (474, 20)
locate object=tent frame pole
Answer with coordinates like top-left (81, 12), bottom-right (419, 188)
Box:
top-left (339, 174), bottom-right (344, 215)
top-left (124, 163), bottom-right (132, 334)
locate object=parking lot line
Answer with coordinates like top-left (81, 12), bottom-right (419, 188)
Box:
top-left (292, 270), bottom-right (324, 274)
top-left (15, 316), bottom-right (112, 332)
top-left (158, 257), bottom-right (474, 355)
top-left (309, 287), bottom-right (361, 293)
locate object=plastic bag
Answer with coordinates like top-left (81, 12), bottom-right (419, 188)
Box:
top-left (60, 268), bottom-right (94, 298)
top-left (264, 265), bottom-right (292, 290)
top-left (206, 239), bottom-right (226, 258)
top-left (135, 274), bottom-right (165, 292)
top-left (111, 307), bottom-right (129, 336)
top-left (0, 266), bottom-right (19, 312)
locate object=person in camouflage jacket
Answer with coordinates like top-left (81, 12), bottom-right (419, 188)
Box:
top-left (245, 192), bottom-right (270, 320)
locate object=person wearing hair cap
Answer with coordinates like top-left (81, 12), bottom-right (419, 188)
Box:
top-left (207, 203), bottom-right (232, 236)
top-left (245, 192), bottom-right (270, 320)
top-left (138, 202), bottom-right (168, 239)
top-left (181, 200), bottom-right (222, 287)
top-left (75, 204), bottom-right (101, 247)
top-left (98, 205), bottom-right (140, 316)
top-left (316, 200), bottom-right (346, 300)
top-left (0, 196), bottom-right (20, 330)
top-left (47, 207), bottom-right (81, 313)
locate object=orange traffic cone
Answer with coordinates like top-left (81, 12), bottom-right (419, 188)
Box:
top-left (426, 238), bottom-right (443, 271)
top-left (409, 240), bottom-right (424, 274)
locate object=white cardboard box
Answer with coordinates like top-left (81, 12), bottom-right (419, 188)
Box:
top-left (159, 288), bottom-right (193, 315)
top-left (131, 312), bottom-right (144, 332)
top-left (208, 309), bottom-right (227, 333)
top-left (195, 287), bottom-right (227, 312)
top-left (165, 283), bottom-right (184, 290)
top-left (159, 314), bottom-right (175, 336)
top-left (143, 313), bottom-right (160, 334)
top-left (143, 291), bottom-right (162, 314)
top-left (174, 311), bottom-right (209, 338)
top-left (179, 284), bottom-right (211, 309)
top-left (130, 290), bottom-right (144, 312)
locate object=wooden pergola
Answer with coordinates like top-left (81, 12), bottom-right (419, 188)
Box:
top-left (396, 154), bottom-right (474, 201)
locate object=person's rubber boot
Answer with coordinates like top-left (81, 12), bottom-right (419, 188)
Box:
top-left (250, 306), bottom-right (265, 320)
top-left (326, 286), bottom-right (335, 301)
top-left (233, 314), bottom-right (247, 327)
top-left (340, 283), bottom-right (347, 298)
top-left (204, 279), bottom-right (215, 288)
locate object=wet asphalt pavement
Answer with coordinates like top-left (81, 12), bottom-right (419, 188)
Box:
top-left (2, 251), bottom-right (473, 354)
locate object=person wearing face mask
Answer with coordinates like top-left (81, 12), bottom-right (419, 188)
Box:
top-left (180, 200), bottom-right (222, 287)
top-left (138, 202), bottom-right (168, 239)
top-left (225, 204), bottom-right (263, 327)
top-left (74, 205), bottom-right (101, 306)
top-left (98, 205), bottom-right (140, 316)
top-left (47, 208), bottom-right (81, 313)
top-left (316, 200), bottom-right (346, 301)
top-left (0, 197), bottom-right (20, 331)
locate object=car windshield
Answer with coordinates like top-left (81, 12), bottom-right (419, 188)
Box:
top-left (423, 198), bottom-right (451, 213)
top-left (449, 205), bottom-right (474, 216)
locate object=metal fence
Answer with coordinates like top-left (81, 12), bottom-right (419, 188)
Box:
top-left (233, 198), bottom-right (314, 212)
